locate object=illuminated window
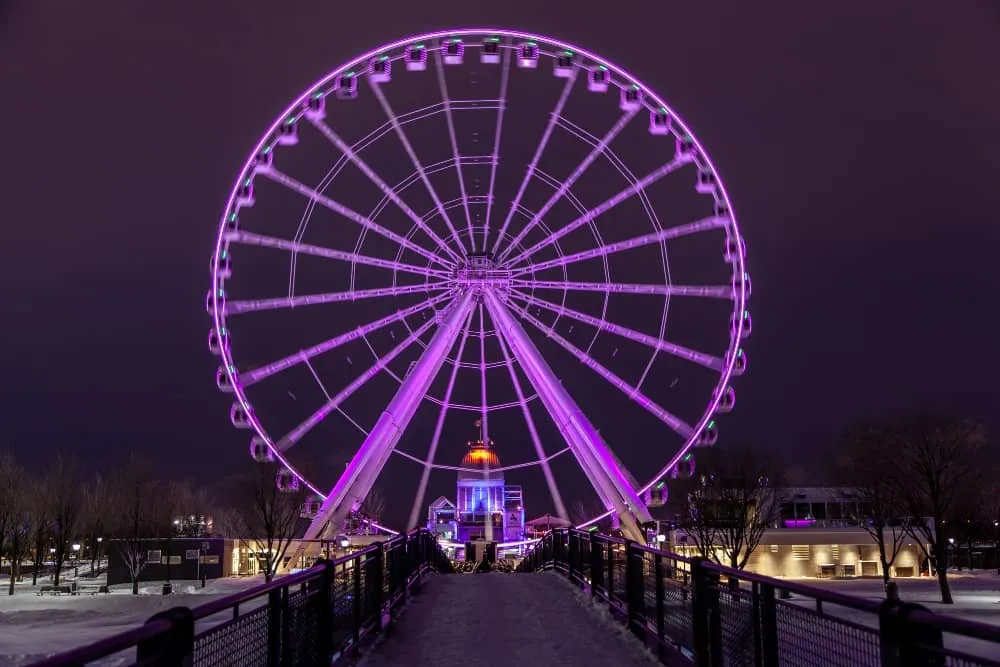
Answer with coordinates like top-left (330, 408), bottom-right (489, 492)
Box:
top-left (791, 545), bottom-right (810, 561)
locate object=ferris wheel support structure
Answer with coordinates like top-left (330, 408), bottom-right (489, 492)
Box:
top-left (483, 290), bottom-right (651, 542)
top-left (289, 289), bottom-right (476, 560)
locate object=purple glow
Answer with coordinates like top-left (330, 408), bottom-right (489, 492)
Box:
top-left (783, 519), bottom-right (817, 528)
top-left (209, 28), bottom-right (750, 539)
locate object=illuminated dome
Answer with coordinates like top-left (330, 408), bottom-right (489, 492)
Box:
top-left (461, 440), bottom-right (501, 468)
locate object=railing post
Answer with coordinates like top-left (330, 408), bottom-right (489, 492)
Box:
top-left (135, 607), bottom-right (194, 666)
top-left (879, 600), bottom-right (945, 667)
top-left (279, 586), bottom-right (292, 667)
top-left (352, 553), bottom-right (364, 645)
top-left (625, 542), bottom-right (646, 642)
top-left (755, 582), bottom-right (779, 667)
top-left (590, 537), bottom-right (604, 598)
top-left (316, 561), bottom-right (334, 667)
top-left (266, 588), bottom-right (282, 667)
top-left (691, 557), bottom-right (723, 667)
top-left (654, 552), bottom-right (666, 662)
top-left (568, 530), bottom-right (579, 582)
top-left (606, 541), bottom-right (615, 602)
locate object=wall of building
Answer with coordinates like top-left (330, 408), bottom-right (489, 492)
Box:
top-left (672, 527), bottom-right (928, 579)
top-left (106, 538), bottom-right (225, 586)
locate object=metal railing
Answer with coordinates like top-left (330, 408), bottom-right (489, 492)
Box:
top-left (517, 528), bottom-right (1000, 667)
top-left (31, 528), bottom-right (452, 667)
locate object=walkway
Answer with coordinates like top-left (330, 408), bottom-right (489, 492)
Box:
top-left (357, 572), bottom-right (657, 666)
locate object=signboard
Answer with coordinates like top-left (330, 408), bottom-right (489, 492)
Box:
top-left (161, 555), bottom-right (182, 565)
top-left (200, 555), bottom-right (220, 565)
top-left (185, 550), bottom-right (200, 560)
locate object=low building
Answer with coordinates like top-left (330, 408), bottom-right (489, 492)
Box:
top-left (105, 537), bottom-right (228, 585)
top-left (666, 486), bottom-right (932, 578)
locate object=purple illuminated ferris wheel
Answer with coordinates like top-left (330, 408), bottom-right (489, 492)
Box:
top-left (207, 28), bottom-right (750, 545)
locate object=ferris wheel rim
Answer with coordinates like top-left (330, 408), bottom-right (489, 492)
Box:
top-left (209, 26), bottom-right (750, 529)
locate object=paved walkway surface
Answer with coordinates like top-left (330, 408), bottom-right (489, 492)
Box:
top-left (357, 571), bottom-right (657, 666)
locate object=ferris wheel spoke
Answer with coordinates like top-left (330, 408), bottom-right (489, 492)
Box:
top-left (496, 109), bottom-right (638, 265)
top-left (307, 116), bottom-right (463, 264)
top-left (275, 313), bottom-right (442, 453)
top-left (257, 166), bottom-right (454, 270)
top-left (226, 282), bottom-right (449, 316)
top-left (300, 290), bottom-right (476, 542)
top-left (503, 157), bottom-right (686, 270)
top-left (229, 230), bottom-right (452, 281)
top-left (510, 214), bottom-right (728, 278)
top-left (490, 73), bottom-right (577, 255)
top-left (477, 303), bottom-right (490, 442)
top-left (239, 293), bottom-right (452, 387)
top-left (510, 289), bottom-right (723, 372)
top-left (505, 296), bottom-right (696, 440)
top-left (408, 307), bottom-right (475, 530)
top-left (483, 289), bottom-right (652, 542)
top-left (369, 80), bottom-right (468, 255)
top-left (512, 279), bottom-right (733, 300)
top-left (481, 44), bottom-right (512, 254)
top-left (433, 45), bottom-right (475, 251)
top-left (493, 312), bottom-right (569, 521)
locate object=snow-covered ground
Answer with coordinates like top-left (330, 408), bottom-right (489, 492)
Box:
top-left (778, 572), bottom-right (1000, 662)
top-left (0, 574), bottom-right (266, 666)
top-left (2, 571), bottom-right (999, 666)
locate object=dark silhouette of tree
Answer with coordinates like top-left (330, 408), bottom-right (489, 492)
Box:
top-left (5, 480), bottom-right (32, 596)
top-left (241, 465), bottom-right (302, 582)
top-left (893, 413), bottom-right (987, 604)
top-left (682, 448), bottom-right (784, 570)
top-left (835, 421), bottom-right (911, 588)
top-left (29, 478), bottom-right (50, 587)
top-left (47, 454), bottom-right (83, 586)
top-left (112, 455), bottom-right (162, 594)
top-left (81, 473), bottom-right (112, 575)
top-left (0, 451), bottom-right (20, 571)
top-left (360, 487), bottom-right (386, 527)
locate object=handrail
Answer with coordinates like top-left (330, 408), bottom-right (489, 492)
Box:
top-left (29, 528), bottom-right (450, 667)
top-left (518, 527), bottom-right (1000, 666)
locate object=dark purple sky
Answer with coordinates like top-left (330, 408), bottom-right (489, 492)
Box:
top-left (1, 1), bottom-right (998, 521)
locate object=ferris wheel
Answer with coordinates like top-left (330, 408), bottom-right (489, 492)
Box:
top-left (207, 28), bottom-right (750, 545)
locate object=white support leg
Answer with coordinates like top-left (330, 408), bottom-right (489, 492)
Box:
top-left (295, 290), bottom-right (477, 553)
top-left (482, 290), bottom-right (651, 542)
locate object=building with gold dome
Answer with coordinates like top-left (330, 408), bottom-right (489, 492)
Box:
top-left (426, 429), bottom-right (525, 547)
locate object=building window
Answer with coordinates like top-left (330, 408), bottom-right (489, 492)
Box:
top-left (148, 549), bottom-right (162, 563)
top-left (791, 545), bottom-right (810, 561)
top-left (811, 503), bottom-right (827, 520)
top-left (828, 502), bottom-right (843, 520)
top-left (831, 545), bottom-right (840, 562)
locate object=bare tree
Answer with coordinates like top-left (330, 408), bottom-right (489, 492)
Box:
top-left (360, 487), bottom-right (386, 527)
top-left (47, 454), bottom-right (83, 586)
top-left (29, 479), bottom-right (50, 587)
top-left (836, 422), bottom-right (911, 588)
top-left (683, 448), bottom-right (784, 570)
top-left (0, 451), bottom-right (20, 572)
top-left (893, 413), bottom-right (986, 604)
top-left (5, 474), bottom-right (32, 596)
top-left (112, 455), bottom-right (162, 594)
top-left (241, 465), bottom-right (302, 582)
top-left (81, 473), bottom-right (112, 575)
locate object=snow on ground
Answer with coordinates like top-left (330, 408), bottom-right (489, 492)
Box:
top-left (355, 572), bottom-right (658, 667)
top-left (779, 572), bottom-right (1000, 662)
top-left (3, 571), bottom-right (1000, 666)
top-left (0, 575), bottom-right (266, 666)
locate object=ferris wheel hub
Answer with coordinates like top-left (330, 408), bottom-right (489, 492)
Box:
top-left (454, 253), bottom-right (511, 293)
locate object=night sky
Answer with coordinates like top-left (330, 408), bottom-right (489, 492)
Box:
top-left (2, 1), bottom-right (998, 526)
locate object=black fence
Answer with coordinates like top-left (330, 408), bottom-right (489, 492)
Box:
top-left (517, 528), bottom-right (1000, 667)
top-left (31, 529), bottom-right (452, 667)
